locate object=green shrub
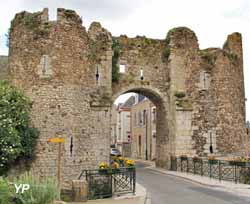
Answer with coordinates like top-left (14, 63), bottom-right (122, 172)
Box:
top-left (0, 81), bottom-right (39, 175)
top-left (0, 177), bottom-right (13, 204)
top-left (112, 39), bottom-right (120, 83)
top-left (174, 90), bottom-right (186, 98)
top-left (12, 172), bottom-right (60, 204)
top-left (163, 47), bottom-right (171, 59)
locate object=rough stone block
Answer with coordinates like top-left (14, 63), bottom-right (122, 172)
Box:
top-left (72, 180), bottom-right (88, 202)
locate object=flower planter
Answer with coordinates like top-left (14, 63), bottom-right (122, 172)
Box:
top-left (112, 168), bottom-right (120, 173)
top-left (229, 161), bottom-right (247, 167)
top-left (208, 160), bottom-right (218, 165)
top-left (192, 158), bottom-right (202, 163)
top-left (180, 156), bottom-right (188, 161)
top-left (98, 169), bottom-right (109, 175)
top-left (126, 167), bottom-right (135, 172)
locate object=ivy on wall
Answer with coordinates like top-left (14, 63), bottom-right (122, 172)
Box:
top-left (112, 38), bottom-right (120, 83)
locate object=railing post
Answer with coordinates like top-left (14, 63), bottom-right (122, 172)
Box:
top-left (209, 161), bottom-right (212, 178)
top-left (194, 160), bottom-right (196, 175)
top-left (218, 160), bottom-right (221, 181)
top-left (111, 172), bottom-right (113, 194)
top-left (133, 168), bottom-right (136, 195)
top-left (201, 159), bottom-right (203, 176)
top-left (187, 159), bottom-right (189, 173)
top-left (181, 159), bottom-right (183, 172)
top-left (234, 165), bottom-right (237, 184)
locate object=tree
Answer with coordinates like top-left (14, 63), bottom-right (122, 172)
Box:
top-left (4, 29), bottom-right (10, 48)
top-left (0, 81), bottom-right (38, 175)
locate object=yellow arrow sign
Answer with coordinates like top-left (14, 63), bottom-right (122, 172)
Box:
top-left (48, 138), bottom-right (65, 143)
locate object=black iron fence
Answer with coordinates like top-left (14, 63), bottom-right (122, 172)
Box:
top-left (79, 167), bottom-right (136, 200)
top-left (171, 157), bottom-right (250, 184)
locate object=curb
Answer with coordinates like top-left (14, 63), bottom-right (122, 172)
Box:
top-left (144, 192), bottom-right (151, 204)
top-left (146, 166), bottom-right (250, 198)
top-left (146, 166), bottom-right (219, 187)
top-left (113, 183), bottom-right (146, 199)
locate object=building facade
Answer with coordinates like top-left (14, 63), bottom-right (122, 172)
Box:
top-left (131, 96), bottom-right (157, 161)
top-left (110, 105), bottom-right (117, 146)
top-left (247, 121), bottom-right (250, 135)
top-left (115, 96), bottom-right (135, 156)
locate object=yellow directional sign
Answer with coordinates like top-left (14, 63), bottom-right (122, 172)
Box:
top-left (48, 137), bottom-right (65, 143)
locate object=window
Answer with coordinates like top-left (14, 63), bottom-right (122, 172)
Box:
top-left (38, 55), bottom-right (53, 78)
top-left (200, 71), bottom-right (210, 90)
top-left (143, 110), bottom-right (147, 125)
top-left (152, 108), bottom-right (156, 123)
top-left (152, 131), bottom-right (156, 138)
top-left (134, 112), bottom-right (137, 127)
top-left (119, 64), bottom-right (126, 73)
top-left (138, 112), bottom-right (142, 126)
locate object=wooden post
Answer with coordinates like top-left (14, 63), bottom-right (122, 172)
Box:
top-left (48, 137), bottom-right (65, 195)
top-left (57, 142), bottom-right (62, 190)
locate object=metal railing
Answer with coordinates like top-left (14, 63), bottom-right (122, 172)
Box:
top-left (171, 157), bottom-right (250, 184)
top-left (79, 167), bottom-right (136, 200)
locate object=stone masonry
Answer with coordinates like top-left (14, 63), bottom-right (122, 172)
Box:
top-left (2, 8), bottom-right (248, 185)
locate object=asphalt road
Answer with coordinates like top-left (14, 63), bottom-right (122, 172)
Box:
top-left (136, 162), bottom-right (250, 204)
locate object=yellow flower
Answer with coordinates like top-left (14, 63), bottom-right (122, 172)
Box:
top-left (112, 162), bottom-right (120, 169)
top-left (125, 159), bottom-right (135, 167)
top-left (99, 162), bottom-right (108, 169)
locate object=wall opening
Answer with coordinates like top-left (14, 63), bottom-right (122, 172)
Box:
top-left (111, 87), bottom-right (169, 167)
top-left (119, 64), bottom-right (126, 73)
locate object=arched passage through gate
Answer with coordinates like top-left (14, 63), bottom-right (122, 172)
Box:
top-left (111, 86), bottom-right (171, 168)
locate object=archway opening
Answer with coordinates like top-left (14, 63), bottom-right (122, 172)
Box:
top-left (111, 87), bottom-right (170, 168)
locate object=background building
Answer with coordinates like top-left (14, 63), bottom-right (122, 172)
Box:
top-left (247, 121), bottom-right (250, 135)
top-left (115, 96), bottom-right (135, 157)
top-left (131, 95), bottom-right (157, 161)
top-left (110, 104), bottom-right (117, 146)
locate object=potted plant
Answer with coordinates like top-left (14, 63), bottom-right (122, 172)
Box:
top-left (111, 162), bottom-right (120, 173)
top-left (125, 159), bottom-right (135, 171)
top-left (229, 156), bottom-right (249, 167)
top-left (118, 156), bottom-right (125, 167)
top-left (99, 162), bottom-right (109, 174)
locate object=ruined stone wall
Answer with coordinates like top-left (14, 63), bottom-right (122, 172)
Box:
top-left (0, 56), bottom-right (9, 80)
top-left (177, 30), bottom-right (247, 156)
top-left (9, 8), bottom-right (113, 186)
top-left (111, 36), bottom-right (172, 167)
top-left (8, 8), bottom-right (247, 183)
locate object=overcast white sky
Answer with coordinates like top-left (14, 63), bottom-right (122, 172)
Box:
top-left (0, 0), bottom-right (249, 121)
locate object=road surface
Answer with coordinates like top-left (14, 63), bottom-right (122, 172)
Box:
top-left (136, 162), bottom-right (250, 204)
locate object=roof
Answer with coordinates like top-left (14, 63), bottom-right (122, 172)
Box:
top-left (120, 96), bottom-right (135, 109)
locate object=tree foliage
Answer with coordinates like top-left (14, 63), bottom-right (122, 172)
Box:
top-left (5, 29), bottom-right (10, 48)
top-left (0, 81), bottom-right (38, 175)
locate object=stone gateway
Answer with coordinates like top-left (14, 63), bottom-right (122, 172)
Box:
top-left (4, 8), bottom-right (248, 185)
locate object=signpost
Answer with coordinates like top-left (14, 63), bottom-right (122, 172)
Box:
top-left (48, 137), bottom-right (65, 191)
